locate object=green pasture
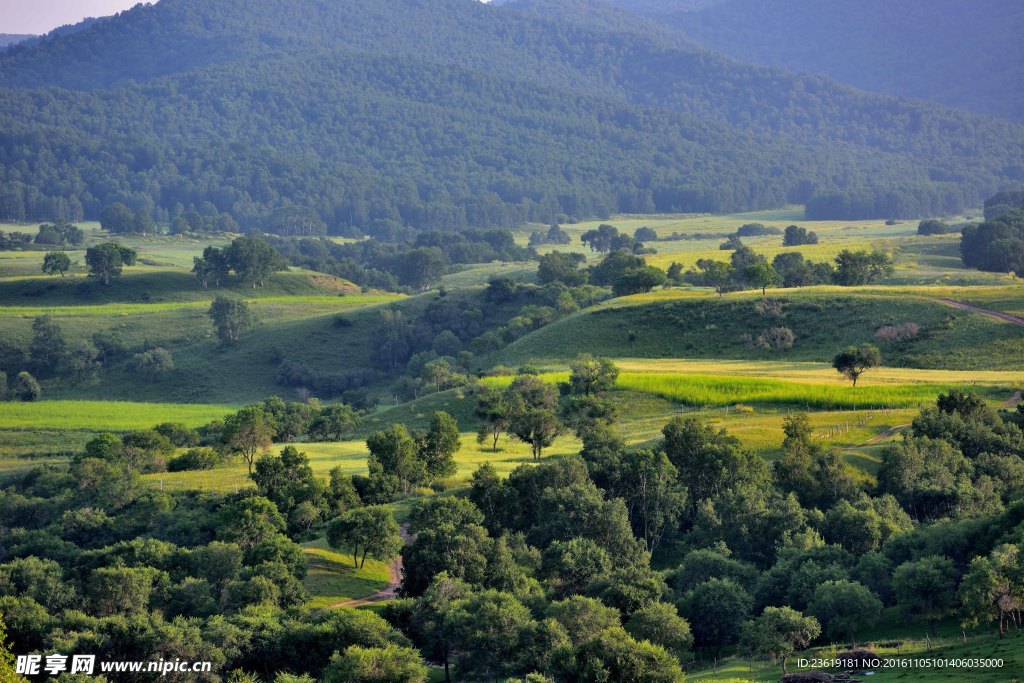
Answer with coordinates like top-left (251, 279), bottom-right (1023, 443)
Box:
top-left (0, 400), bottom-right (234, 431)
top-left (301, 537), bottom-right (392, 609)
top-left (493, 287), bottom-right (1024, 370)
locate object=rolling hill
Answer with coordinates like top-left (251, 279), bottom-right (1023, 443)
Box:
top-left (0, 0), bottom-right (1023, 231)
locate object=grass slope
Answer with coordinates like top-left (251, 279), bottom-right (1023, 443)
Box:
top-left (493, 288), bottom-right (1024, 370)
top-left (301, 537), bottom-right (391, 608)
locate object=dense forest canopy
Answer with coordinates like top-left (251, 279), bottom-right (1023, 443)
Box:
top-left (603, 0), bottom-right (1024, 122)
top-left (1, 0), bottom-right (1023, 230)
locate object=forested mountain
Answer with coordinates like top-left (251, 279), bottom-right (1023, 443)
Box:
top-left (1, 0), bottom-right (1023, 232)
top-left (612, 0), bottom-right (1024, 122)
top-left (0, 35), bottom-right (34, 48)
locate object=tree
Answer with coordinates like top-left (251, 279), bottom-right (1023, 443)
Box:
top-left (537, 251), bottom-right (588, 286)
top-left (662, 416), bottom-right (766, 503)
top-left (892, 555), bottom-right (957, 636)
top-left (222, 406), bottom-right (276, 473)
top-left (833, 249), bottom-right (894, 286)
top-left (192, 245), bottom-right (231, 288)
top-left (625, 602), bottom-right (694, 660)
top-left (327, 506), bottom-right (402, 568)
top-left (309, 403), bottom-right (361, 441)
top-left (590, 249), bottom-right (645, 286)
top-left (783, 225), bottom-right (819, 246)
top-left (226, 235), bottom-right (285, 288)
top-left (87, 566), bottom-right (160, 616)
top-left (832, 344), bottom-right (881, 386)
top-left (400, 247), bottom-right (447, 290)
top-left (28, 314), bottom-right (66, 377)
top-left (447, 590), bottom-right (540, 680)
top-left (573, 627), bottom-right (685, 682)
top-left (418, 411), bottom-right (460, 480)
top-left (959, 545), bottom-right (1022, 639)
top-left (581, 224), bottom-right (621, 252)
top-left (99, 202), bottom-right (135, 234)
top-left (41, 251), bottom-right (71, 277)
top-left (505, 375), bottom-right (562, 459)
top-left (13, 372), bottom-right (41, 401)
top-left (808, 580), bottom-right (881, 646)
top-left (568, 354), bottom-right (619, 395)
top-left (474, 385), bottom-right (511, 451)
top-left (323, 644), bottom-right (427, 683)
top-left (744, 261), bottom-right (780, 295)
top-left (410, 572), bottom-right (472, 682)
top-left (208, 296), bottom-right (254, 345)
top-left (252, 445), bottom-right (326, 523)
top-left (367, 424), bottom-right (425, 492)
top-left (679, 579), bottom-right (752, 658)
top-left (613, 266), bottom-right (666, 296)
top-left (698, 260), bottom-right (735, 296)
top-left (740, 607), bottom-right (820, 673)
top-left (85, 242), bottom-right (136, 284)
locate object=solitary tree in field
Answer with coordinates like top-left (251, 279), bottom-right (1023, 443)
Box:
top-left (474, 385), bottom-right (510, 452)
top-left (326, 505), bottom-right (402, 568)
top-left (85, 242), bottom-right (137, 285)
top-left (222, 406), bottom-right (276, 473)
top-left (832, 344), bottom-right (881, 386)
top-left (208, 295), bottom-right (254, 345)
top-left (226, 235), bottom-right (285, 288)
top-left (42, 251), bottom-right (71, 277)
top-left (504, 375), bottom-right (561, 460)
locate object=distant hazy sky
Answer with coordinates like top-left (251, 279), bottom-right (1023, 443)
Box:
top-left (0, 0), bottom-right (142, 35)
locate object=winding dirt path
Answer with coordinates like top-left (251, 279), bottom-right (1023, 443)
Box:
top-left (935, 299), bottom-right (1024, 326)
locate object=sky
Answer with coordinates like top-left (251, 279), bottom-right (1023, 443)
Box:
top-left (0, 0), bottom-right (142, 35)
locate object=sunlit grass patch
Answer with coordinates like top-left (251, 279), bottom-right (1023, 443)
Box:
top-left (301, 537), bottom-right (391, 608)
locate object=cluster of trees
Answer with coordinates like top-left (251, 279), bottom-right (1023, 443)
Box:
top-left (0, 220), bottom-right (85, 251)
top-left (538, 248), bottom-right (667, 297)
top-left (672, 243), bottom-right (895, 295)
top-left (528, 224), bottom-right (572, 247)
top-left (267, 229), bottom-right (531, 292)
top-left (960, 208), bottom-right (1024, 276)
top-left (193, 236), bottom-right (287, 290)
top-left (83, 242), bottom-right (137, 284)
top-left (2, 367), bottom-right (1023, 680)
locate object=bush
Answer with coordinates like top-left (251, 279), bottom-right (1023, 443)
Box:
top-left (874, 323), bottom-right (920, 344)
top-left (14, 372), bottom-right (41, 401)
top-left (757, 326), bottom-right (796, 352)
top-left (917, 219), bottom-right (959, 235)
top-left (167, 447), bottom-right (221, 472)
top-left (129, 348), bottom-right (174, 381)
top-left (736, 223), bottom-right (781, 237)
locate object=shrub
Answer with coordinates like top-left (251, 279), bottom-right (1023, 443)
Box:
top-left (14, 372), bottom-right (41, 401)
top-left (129, 348), bottom-right (175, 381)
top-left (917, 219), bottom-right (958, 235)
top-left (874, 323), bottom-right (920, 344)
top-left (167, 447), bottom-right (221, 472)
top-left (736, 223), bottom-right (782, 237)
top-left (757, 326), bottom-right (796, 353)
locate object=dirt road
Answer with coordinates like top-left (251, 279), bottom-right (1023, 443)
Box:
top-left (935, 299), bottom-right (1024, 326)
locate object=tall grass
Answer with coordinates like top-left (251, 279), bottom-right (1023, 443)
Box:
top-left (483, 372), bottom-right (1002, 409)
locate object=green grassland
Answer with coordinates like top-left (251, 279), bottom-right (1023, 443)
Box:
top-left (492, 287), bottom-right (1024, 370)
top-left (300, 537), bottom-right (392, 609)
top-left (687, 615), bottom-right (1023, 683)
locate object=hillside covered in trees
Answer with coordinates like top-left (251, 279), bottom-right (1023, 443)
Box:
top-left (602, 0), bottom-right (1024, 122)
top-left (1, 0), bottom-right (1023, 231)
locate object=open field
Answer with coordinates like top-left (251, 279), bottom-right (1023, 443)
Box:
top-left (301, 537), bottom-right (392, 609)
